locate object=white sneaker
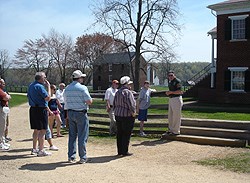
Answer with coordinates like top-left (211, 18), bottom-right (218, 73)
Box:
top-left (0, 143), bottom-right (9, 151)
top-left (31, 148), bottom-right (39, 155)
top-left (49, 145), bottom-right (59, 151)
top-left (37, 150), bottom-right (52, 157)
top-left (3, 142), bottom-right (10, 147)
top-left (139, 132), bottom-right (146, 137)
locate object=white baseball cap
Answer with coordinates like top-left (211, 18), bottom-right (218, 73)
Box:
top-left (72, 70), bottom-right (86, 78)
top-left (120, 76), bottom-right (133, 85)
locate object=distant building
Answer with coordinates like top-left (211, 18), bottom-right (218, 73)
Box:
top-left (92, 52), bottom-right (148, 90)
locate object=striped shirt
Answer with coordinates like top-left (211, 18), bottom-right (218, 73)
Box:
top-left (64, 81), bottom-right (92, 111)
top-left (113, 86), bottom-right (136, 117)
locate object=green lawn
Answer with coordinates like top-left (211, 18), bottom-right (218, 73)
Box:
top-left (195, 152), bottom-right (250, 173)
top-left (9, 94), bottom-right (28, 107)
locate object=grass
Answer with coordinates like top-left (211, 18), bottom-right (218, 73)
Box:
top-left (9, 94), bottom-right (28, 107)
top-left (195, 152), bottom-right (250, 173)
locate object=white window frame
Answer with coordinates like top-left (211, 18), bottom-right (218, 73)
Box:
top-left (109, 63), bottom-right (112, 71)
top-left (109, 75), bottom-right (112, 82)
top-left (228, 67), bottom-right (248, 92)
top-left (229, 15), bottom-right (249, 41)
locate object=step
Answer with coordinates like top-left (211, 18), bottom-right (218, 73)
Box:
top-left (181, 118), bottom-right (250, 130)
top-left (180, 126), bottom-right (250, 140)
top-left (161, 134), bottom-right (247, 147)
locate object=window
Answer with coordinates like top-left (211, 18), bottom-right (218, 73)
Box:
top-left (232, 19), bottom-right (245, 39)
top-left (109, 64), bottom-right (112, 71)
top-left (109, 75), bottom-right (112, 82)
top-left (228, 15), bottom-right (249, 40)
top-left (228, 67), bottom-right (248, 92)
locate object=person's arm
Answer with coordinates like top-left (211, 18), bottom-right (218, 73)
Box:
top-left (44, 79), bottom-right (51, 101)
top-left (2, 93), bottom-right (11, 101)
top-left (56, 99), bottom-right (62, 109)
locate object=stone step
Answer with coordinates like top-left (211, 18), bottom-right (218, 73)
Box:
top-left (180, 126), bottom-right (250, 140)
top-left (181, 118), bottom-right (250, 130)
top-left (161, 134), bottom-right (247, 147)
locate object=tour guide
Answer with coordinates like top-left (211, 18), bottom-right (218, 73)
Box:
top-left (164, 70), bottom-right (183, 136)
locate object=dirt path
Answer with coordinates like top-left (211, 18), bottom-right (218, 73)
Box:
top-left (1, 103), bottom-right (250, 183)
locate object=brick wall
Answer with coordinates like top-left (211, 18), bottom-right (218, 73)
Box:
top-left (215, 12), bottom-right (250, 104)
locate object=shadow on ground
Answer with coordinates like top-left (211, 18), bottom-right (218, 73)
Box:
top-left (132, 139), bottom-right (170, 147)
top-left (19, 161), bottom-right (77, 171)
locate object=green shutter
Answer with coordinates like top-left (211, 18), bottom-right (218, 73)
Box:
top-left (245, 70), bottom-right (250, 92)
top-left (225, 19), bottom-right (232, 40)
top-left (245, 17), bottom-right (250, 39)
top-left (224, 70), bottom-right (231, 91)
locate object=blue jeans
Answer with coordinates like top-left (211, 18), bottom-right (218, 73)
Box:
top-left (67, 110), bottom-right (89, 160)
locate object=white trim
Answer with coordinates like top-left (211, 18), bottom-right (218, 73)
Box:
top-left (108, 75), bottom-right (112, 82)
top-left (216, 8), bottom-right (250, 15)
top-left (228, 67), bottom-right (248, 71)
top-left (108, 63), bottom-right (112, 71)
top-left (229, 15), bottom-right (249, 20)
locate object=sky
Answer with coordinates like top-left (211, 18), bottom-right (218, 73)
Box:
top-left (0, 0), bottom-right (220, 63)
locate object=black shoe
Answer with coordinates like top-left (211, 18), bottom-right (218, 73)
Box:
top-left (169, 132), bottom-right (180, 136)
top-left (122, 153), bottom-right (133, 156)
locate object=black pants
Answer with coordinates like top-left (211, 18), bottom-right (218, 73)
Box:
top-left (115, 116), bottom-right (135, 155)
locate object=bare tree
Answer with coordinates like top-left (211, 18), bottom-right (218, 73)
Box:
top-left (43, 29), bottom-right (74, 83)
top-left (92, 0), bottom-right (181, 90)
top-left (0, 49), bottom-right (11, 78)
top-left (15, 39), bottom-right (51, 74)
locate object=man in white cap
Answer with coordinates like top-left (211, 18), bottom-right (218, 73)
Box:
top-left (64, 70), bottom-right (92, 164)
top-left (113, 76), bottom-right (136, 156)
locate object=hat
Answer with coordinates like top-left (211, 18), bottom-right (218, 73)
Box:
top-left (112, 80), bottom-right (119, 84)
top-left (72, 70), bottom-right (86, 78)
top-left (120, 76), bottom-right (133, 85)
top-left (144, 80), bottom-right (150, 84)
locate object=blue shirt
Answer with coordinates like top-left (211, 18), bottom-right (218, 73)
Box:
top-left (64, 81), bottom-right (92, 111)
top-left (27, 81), bottom-right (49, 107)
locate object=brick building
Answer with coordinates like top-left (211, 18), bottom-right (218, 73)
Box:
top-left (185, 0), bottom-right (250, 104)
top-left (92, 52), bottom-right (147, 91)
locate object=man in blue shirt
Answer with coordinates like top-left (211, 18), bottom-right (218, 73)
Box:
top-left (27, 72), bottom-right (51, 156)
top-left (64, 70), bottom-right (92, 164)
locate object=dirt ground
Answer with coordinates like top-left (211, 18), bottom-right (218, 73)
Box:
top-left (1, 103), bottom-right (250, 183)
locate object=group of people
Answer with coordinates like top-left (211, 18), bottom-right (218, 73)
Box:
top-left (104, 70), bottom-right (183, 156)
top-left (27, 70), bottom-right (92, 163)
top-left (23, 69), bottom-right (183, 163)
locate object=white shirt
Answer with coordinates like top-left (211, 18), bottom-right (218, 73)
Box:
top-left (104, 87), bottom-right (118, 106)
top-left (56, 89), bottom-right (64, 103)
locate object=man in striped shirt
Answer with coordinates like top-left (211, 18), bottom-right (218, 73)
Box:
top-left (64, 70), bottom-right (92, 164)
top-left (113, 76), bottom-right (136, 156)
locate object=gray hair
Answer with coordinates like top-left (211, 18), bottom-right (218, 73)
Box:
top-left (35, 72), bottom-right (45, 81)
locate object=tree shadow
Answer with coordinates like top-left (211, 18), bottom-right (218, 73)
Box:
top-left (19, 161), bottom-right (77, 171)
top-left (88, 155), bottom-right (123, 164)
top-left (132, 139), bottom-right (170, 147)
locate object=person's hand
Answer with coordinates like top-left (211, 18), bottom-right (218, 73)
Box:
top-left (132, 113), bottom-right (136, 117)
top-left (44, 79), bottom-right (50, 86)
top-left (106, 107), bottom-right (111, 112)
top-left (166, 91), bottom-right (172, 96)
